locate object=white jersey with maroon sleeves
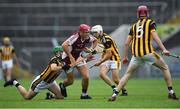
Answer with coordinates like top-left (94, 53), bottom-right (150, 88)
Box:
top-left (62, 33), bottom-right (95, 64)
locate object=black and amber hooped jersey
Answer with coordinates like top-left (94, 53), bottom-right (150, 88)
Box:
top-left (128, 18), bottom-right (156, 57)
top-left (0, 45), bottom-right (15, 61)
top-left (40, 57), bottom-right (62, 83)
top-left (98, 33), bottom-right (121, 61)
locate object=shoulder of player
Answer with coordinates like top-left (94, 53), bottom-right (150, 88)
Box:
top-left (147, 18), bottom-right (156, 24)
top-left (101, 34), bottom-right (113, 45)
top-left (103, 33), bottom-right (112, 39)
top-left (69, 33), bottom-right (79, 40)
top-left (130, 23), bottom-right (136, 30)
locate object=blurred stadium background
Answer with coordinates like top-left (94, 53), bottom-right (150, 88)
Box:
top-left (0, 0), bottom-right (180, 79)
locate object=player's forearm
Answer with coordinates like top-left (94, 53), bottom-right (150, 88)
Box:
top-left (152, 32), bottom-right (167, 51)
top-left (124, 43), bottom-right (129, 57)
top-left (54, 66), bottom-right (62, 71)
top-left (100, 51), bottom-right (112, 63)
top-left (92, 38), bottom-right (98, 49)
top-left (73, 56), bottom-right (84, 66)
top-left (156, 40), bottom-right (166, 51)
top-left (124, 38), bottom-right (131, 57)
top-left (51, 64), bottom-right (62, 71)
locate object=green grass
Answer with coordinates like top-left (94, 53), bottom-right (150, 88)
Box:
top-left (0, 79), bottom-right (180, 108)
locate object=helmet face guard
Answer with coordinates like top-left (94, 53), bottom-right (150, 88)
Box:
top-left (137, 5), bottom-right (149, 19)
top-left (91, 25), bottom-right (103, 38)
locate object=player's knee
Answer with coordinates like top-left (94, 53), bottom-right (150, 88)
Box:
top-left (67, 79), bottom-right (74, 85)
top-left (164, 64), bottom-right (169, 70)
top-left (82, 75), bottom-right (89, 80)
top-left (99, 72), bottom-right (105, 78)
top-left (160, 63), bottom-right (169, 71)
top-left (81, 72), bottom-right (89, 80)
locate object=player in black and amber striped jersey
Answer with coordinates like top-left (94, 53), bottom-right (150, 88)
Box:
top-left (129, 18), bottom-right (156, 57)
top-left (91, 25), bottom-right (127, 96)
top-left (109, 5), bottom-right (179, 101)
top-left (3, 46), bottom-right (71, 100)
top-left (0, 36), bottom-right (19, 82)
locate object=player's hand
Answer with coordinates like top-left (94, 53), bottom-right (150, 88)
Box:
top-left (83, 47), bottom-right (92, 53)
top-left (162, 50), bottom-right (170, 56)
top-left (83, 47), bottom-right (97, 55)
top-left (69, 56), bottom-right (76, 66)
top-left (94, 60), bottom-right (102, 66)
top-left (122, 57), bottom-right (128, 64)
top-left (57, 61), bottom-right (63, 67)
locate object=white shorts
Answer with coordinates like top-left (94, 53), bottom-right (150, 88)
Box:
top-left (130, 53), bottom-right (158, 65)
top-left (31, 76), bottom-right (57, 93)
top-left (65, 60), bottom-right (87, 74)
top-left (1, 60), bottom-right (13, 70)
top-left (101, 60), bottom-right (121, 70)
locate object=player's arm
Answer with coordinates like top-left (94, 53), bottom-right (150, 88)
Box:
top-left (152, 32), bottom-right (167, 51)
top-left (62, 36), bottom-right (76, 65)
top-left (123, 25), bottom-right (133, 64)
top-left (94, 40), bottom-right (112, 66)
top-left (50, 63), bottom-right (62, 71)
top-left (72, 56), bottom-right (85, 66)
top-left (50, 59), bottom-right (64, 71)
top-left (91, 36), bottom-right (98, 51)
top-left (124, 37), bottom-right (132, 58)
top-left (62, 41), bottom-right (74, 59)
top-left (84, 36), bottom-right (98, 54)
top-left (100, 49), bottom-right (112, 62)
top-left (151, 21), bottom-right (170, 56)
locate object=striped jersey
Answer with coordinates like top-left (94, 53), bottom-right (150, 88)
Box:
top-left (128, 18), bottom-right (156, 57)
top-left (0, 45), bottom-right (15, 61)
top-left (99, 33), bottom-right (121, 62)
top-left (40, 57), bottom-right (62, 83)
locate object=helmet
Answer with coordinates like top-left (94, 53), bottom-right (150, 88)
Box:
top-left (53, 46), bottom-right (63, 54)
top-left (137, 5), bottom-right (149, 18)
top-left (91, 25), bottom-right (103, 35)
top-left (3, 37), bottom-right (10, 44)
top-left (79, 24), bottom-right (90, 32)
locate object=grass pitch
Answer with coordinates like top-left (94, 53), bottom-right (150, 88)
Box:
top-left (0, 79), bottom-right (180, 108)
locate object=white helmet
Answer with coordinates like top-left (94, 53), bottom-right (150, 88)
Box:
top-left (91, 25), bottom-right (103, 35)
